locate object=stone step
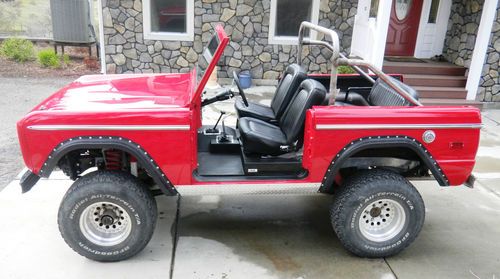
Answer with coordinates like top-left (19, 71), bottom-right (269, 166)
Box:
top-left (404, 74), bottom-right (467, 87)
top-left (421, 98), bottom-right (483, 109)
top-left (383, 61), bottom-right (467, 76)
top-left (415, 86), bottom-right (468, 99)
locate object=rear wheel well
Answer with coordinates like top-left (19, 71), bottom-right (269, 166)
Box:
top-left (319, 136), bottom-right (449, 194)
top-left (338, 146), bottom-right (430, 178)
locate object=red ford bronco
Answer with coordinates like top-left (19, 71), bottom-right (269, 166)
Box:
top-left (17, 23), bottom-right (481, 262)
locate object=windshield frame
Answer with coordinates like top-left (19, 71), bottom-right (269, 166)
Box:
top-left (190, 25), bottom-right (229, 109)
top-left (202, 34), bottom-right (220, 65)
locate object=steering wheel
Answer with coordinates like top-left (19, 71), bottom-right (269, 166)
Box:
top-left (232, 71), bottom-right (249, 107)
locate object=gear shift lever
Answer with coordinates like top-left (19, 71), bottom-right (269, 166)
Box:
top-left (205, 111), bottom-right (225, 134)
top-left (208, 113), bottom-right (239, 153)
top-left (218, 119), bottom-right (230, 142)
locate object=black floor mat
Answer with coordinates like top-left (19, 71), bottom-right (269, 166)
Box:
top-left (197, 152), bottom-right (244, 176)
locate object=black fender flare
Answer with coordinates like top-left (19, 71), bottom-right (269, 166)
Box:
top-left (319, 135), bottom-right (449, 193)
top-left (37, 136), bottom-right (178, 195)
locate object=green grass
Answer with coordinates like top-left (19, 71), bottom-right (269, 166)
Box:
top-left (0, 0), bottom-right (52, 37)
top-left (0, 0), bottom-right (98, 38)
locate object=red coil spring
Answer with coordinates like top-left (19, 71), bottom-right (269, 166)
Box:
top-left (104, 149), bottom-right (122, 170)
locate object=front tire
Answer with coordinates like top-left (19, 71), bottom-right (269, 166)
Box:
top-left (331, 169), bottom-right (425, 258)
top-left (58, 171), bottom-right (157, 262)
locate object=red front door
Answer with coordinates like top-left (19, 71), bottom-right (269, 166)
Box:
top-left (385, 0), bottom-right (423, 56)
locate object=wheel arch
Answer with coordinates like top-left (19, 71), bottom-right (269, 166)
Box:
top-left (37, 136), bottom-right (177, 195)
top-left (319, 135), bottom-right (449, 193)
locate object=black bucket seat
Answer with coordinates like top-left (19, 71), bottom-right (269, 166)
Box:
top-left (238, 79), bottom-right (326, 156)
top-left (235, 63), bottom-right (306, 123)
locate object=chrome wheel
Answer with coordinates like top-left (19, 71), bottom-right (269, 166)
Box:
top-left (79, 202), bottom-right (132, 246)
top-left (358, 198), bottom-right (406, 242)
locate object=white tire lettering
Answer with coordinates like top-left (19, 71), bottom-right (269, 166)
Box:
top-left (78, 242), bottom-right (130, 255)
top-left (69, 198), bottom-right (88, 219)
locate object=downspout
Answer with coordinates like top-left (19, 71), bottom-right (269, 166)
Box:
top-left (465, 0), bottom-right (498, 100)
top-left (96, 0), bottom-right (107, 74)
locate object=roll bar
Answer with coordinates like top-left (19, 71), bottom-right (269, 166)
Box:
top-left (297, 21), bottom-right (422, 106)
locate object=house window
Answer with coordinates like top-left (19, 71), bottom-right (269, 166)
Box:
top-left (427, 0), bottom-right (440, 23)
top-left (143, 0), bottom-right (194, 41)
top-left (268, 0), bottom-right (320, 44)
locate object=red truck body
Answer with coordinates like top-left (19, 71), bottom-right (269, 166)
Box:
top-left (17, 25), bottom-right (481, 191)
top-left (18, 93), bottom-right (481, 188)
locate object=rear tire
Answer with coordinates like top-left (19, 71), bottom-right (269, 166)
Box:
top-left (58, 171), bottom-right (157, 262)
top-left (331, 169), bottom-right (425, 258)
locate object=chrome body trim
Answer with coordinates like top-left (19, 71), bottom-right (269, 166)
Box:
top-left (27, 125), bottom-right (191, 131)
top-left (315, 123), bottom-right (482, 130)
top-left (176, 183), bottom-right (322, 196)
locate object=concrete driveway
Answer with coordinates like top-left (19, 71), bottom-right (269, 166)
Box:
top-left (0, 77), bottom-right (74, 191)
top-left (2, 176), bottom-right (500, 279)
top-left (1, 78), bottom-right (500, 278)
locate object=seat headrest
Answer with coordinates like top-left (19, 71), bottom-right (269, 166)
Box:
top-left (298, 79), bottom-right (327, 96)
top-left (284, 63), bottom-right (306, 76)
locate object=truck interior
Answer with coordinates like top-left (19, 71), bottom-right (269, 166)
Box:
top-left (194, 23), bottom-right (422, 181)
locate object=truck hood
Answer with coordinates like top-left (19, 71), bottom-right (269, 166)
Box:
top-left (35, 73), bottom-right (195, 111)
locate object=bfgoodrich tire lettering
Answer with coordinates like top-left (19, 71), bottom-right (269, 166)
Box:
top-left (331, 169), bottom-right (425, 258)
top-left (58, 171), bottom-right (157, 262)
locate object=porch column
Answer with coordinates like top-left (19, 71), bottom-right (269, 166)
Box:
top-left (350, 0), bottom-right (392, 70)
top-left (465, 0), bottom-right (498, 100)
top-left (371, 0), bottom-right (392, 70)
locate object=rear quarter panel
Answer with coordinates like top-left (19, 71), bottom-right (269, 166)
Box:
top-left (303, 106), bottom-right (481, 185)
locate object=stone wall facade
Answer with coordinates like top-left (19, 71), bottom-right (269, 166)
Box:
top-left (478, 7), bottom-right (500, 102)
top-left (442, 0), bottom-right (484, 68)
top-left (443, 0), bottom-right (500, 102)
top-left (102, 0), bottom-right (356, 79)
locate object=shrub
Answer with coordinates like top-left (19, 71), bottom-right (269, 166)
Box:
top-left (0, 37), bottom-right (35, 62)
top-left (37, 49), bottom-right (60, 68)
top-left (337, 65), bottom-right (356, 74)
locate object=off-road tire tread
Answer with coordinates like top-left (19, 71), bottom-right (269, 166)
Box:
top-left (330, 169), bottom-right (424, 258)
top-left (58, 170), bottom-right (157, 262)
